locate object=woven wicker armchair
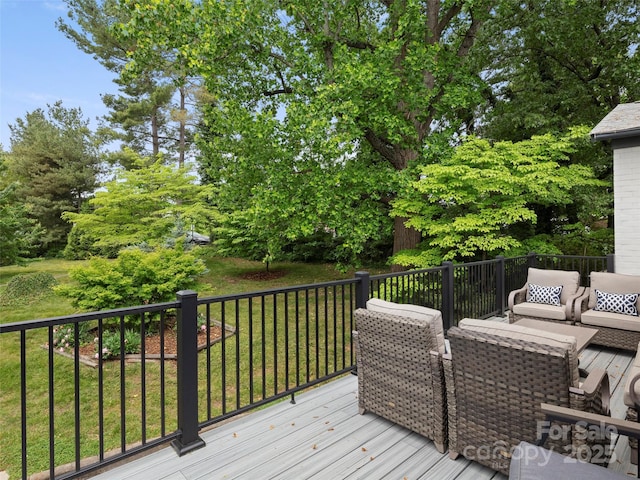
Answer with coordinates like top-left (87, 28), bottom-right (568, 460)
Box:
top-left (353, 299), bottom-right (447, 453)
top-left (624, 345), bottom-right (640, 464)
top-left (508, 267), bottom-right (585, 324)
top-left (444, 319), bottom-right (611, 475)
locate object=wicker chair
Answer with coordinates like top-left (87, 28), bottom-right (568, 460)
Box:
top-left (444, 319), bottom-right (611, 475)
top-left (353, 299), bottom-right (447, 453)
top-left (572, 272), bottom-right (640, 351)
top-left (624, 346), bottom-right (640, 464)
top-left (508, 267), bottom-right (585, 324)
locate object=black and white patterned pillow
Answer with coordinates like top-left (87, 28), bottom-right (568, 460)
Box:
top-left (594, 289), bottom-right (639, 316)
top-left (528, 283), bottom-right (563, 306)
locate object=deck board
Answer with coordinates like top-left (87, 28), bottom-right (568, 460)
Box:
top-left (89, 346), bottom-right (638, 480)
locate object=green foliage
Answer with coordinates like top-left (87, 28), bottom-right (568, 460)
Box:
top-left (58, 0), bottom-right (195, 164)
top-left (392, 128), bottom-right (607, 267)
top-left (0, 179), bottom-right (45, 266)
top-left (51, 322), bottom-right (93, 352)
top-left (62, 224), bottom-right (120, 260)
top-left (5, 102), bottom-right (101, 255)
top-left (475, 0), bottom-right (639, 141)
top-left (62, 155), bottom-right (218, 254)
top-left (100, 329), bottom-right (141, 359)
top-left (0, 272), bottom-right (58, 306)
top-left (115, 0), bottom-right (497, 260)
top-left (55, 246), bottom-right (207, 316)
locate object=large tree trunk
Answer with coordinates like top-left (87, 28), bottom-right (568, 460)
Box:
top-left (392, 216), bottom-right (421, 272)
top-left (390, 148), bottom-right (422, 272)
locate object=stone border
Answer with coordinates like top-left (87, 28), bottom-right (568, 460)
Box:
top-left (42, 321), bottom-right (236, 368)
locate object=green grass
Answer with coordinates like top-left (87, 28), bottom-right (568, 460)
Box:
top-left (0, 252), bottom-right (382, 477)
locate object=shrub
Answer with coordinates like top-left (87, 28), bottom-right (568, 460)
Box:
top-left (0, 272), bottom-right (58, 306)
top-left (51, 322), bottom-right (92, 352)
top-left (55, 246), bottom-right (207, 329)
top-left (99, 329), bottom-right (142, 359)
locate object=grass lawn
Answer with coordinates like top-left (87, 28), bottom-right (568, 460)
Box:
top-left (0, 251), bottom-right (383, 478)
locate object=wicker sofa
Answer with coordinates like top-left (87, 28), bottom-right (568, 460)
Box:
top-left (573, 272), bottom-right (640, 351)
top-left (508, 267), bottom-right (586, 324)
top-left (444, 318), bottom-right (611, 475)
top-left (353, 298), bottom-right (447, 453)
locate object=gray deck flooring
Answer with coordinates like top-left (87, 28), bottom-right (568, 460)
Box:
top-left (90, 346), bottom-right (637, 480)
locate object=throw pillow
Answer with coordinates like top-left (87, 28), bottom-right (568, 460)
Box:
top-left (528, 283), bottom-right (563, 306)
top-left (594, 289), bottom-right (639, 316)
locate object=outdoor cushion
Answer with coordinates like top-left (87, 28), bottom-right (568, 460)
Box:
top-left (528, 283), bottom-right (563, 306)
top-left (512, 302), bottom-right (567, 321)
top-left (458, 318), bottom-right (579, 386)
top-left (581, 309), bottom-right (640, 332)
top-left (588, 272), bottom-right (640, 310)
top-left (366, 298), bottom-right (446, 354)
top-left (594, 289), bottom-right (639, 316)
top-left (526, 268), bottom-right (579, 305)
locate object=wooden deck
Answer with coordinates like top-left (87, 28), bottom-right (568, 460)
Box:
top-left (89, 346), bottom-right (637, 480)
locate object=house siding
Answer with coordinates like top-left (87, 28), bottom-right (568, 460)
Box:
top-left (614, 144), bottom-right (640, 275)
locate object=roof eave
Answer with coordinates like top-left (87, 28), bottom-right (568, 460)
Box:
top-left (591, 128), bottom-right (640, 142)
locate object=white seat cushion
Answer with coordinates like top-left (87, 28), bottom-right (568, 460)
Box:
top-left (512, 302), bottom-right (567, 321)
top-left (581, 309), bottom-right (640, 332)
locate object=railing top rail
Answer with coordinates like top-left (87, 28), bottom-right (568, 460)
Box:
top-left (197, 277), bottom-right (359, 305)
top-left (370, 266), bottom-right (446, 282)
top-left (535, 253), bottom-right (607, 260)
top-left (0, 300), bottom-right (180, 333)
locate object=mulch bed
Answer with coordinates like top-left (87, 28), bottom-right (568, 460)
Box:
top-left (238, 270), bottom-right (288, 281)
top-left (77, 325), bottom-right (224, 359)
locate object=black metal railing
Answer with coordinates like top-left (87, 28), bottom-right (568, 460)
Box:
top-left (0, 252), bottom-right (612, 479)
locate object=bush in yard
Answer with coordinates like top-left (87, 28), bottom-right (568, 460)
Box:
top-left (56, 246), bottom-right (207, 325)
top-left (0, 272), bottom-right (58, 306)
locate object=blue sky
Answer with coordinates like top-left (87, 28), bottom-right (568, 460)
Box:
top-left (0, 0), bottom-right (116, 148)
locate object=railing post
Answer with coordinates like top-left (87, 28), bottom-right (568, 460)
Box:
top-left (607, 254), bottom-right (615, 273)
top-left (355, 271), bottom-right (370, 309)
top-left (496, 256), bottom-right (506, 316)
top-left (171, 290), bottom-right (205, 456)
top-left (442, 261), bottom-right (454, 330)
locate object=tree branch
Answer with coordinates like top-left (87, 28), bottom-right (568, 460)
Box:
top-left (364, 128), bottom-right (400, 167)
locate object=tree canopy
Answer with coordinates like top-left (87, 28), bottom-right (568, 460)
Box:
top-left (62, 154), bottom-right (217, 253)
top-left (392, 127), bottom-right (606, 267)
top-left (5, 102), bottom-right (101, 254)
top-left (114, 0), bottom-right (498, 267)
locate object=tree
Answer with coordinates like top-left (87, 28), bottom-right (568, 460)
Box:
top-left (58, 0), bottom-right (198, 166)
top-left (469, 0), bottom-right (638, 239)
top-left (62, 153), bottom-right (217, 254)
top-left (474, 0), bottom-right (640, 141)
top-left (115, 0), bottom-right (498, 268)
top-left (0, 153), bottom-right (45, 265)
top-left (391, 127), bottom-right (606, 267)
top-left (5, 102), bottom-right (101, 254)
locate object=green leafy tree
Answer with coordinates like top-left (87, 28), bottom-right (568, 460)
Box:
top-left (391, 127), bottom-right (606, 267)
top-left (475, 0), bottom-right (639, 141)
top-left (5, 102), bottom-right (101, 254)
top-left (58, 0), bottom-right (197, 166)
top-left (0, 153), bottom-right (45, 265)
top-left (62, 153), bottom-right (217, 254)
top-left (115, 0), bottom-right (498, 268)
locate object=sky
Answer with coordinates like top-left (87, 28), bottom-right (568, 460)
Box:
top-left (0, 0), bottom-right (116, 148)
